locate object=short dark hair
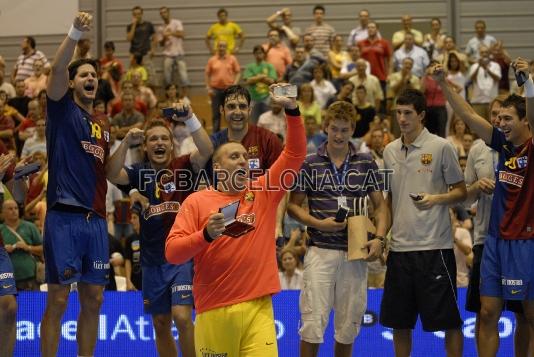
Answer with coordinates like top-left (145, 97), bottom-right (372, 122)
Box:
top-left (68, 58), bottom-right (98, 80)
top-left (26, 36), bottom-right (36, 49)
top-left (313, 5), bottom-right (325, 13)
top-left (396, 89), bottom-right (426, 114)
top-left (222, 85), bottom-right (250, 106)
top-left (252, 45), bottom-right (265, 54)
top-left (431, 17), bottom-right (441, 25)
top-left (475, 20), bottom-right (486, 27)
top-left (132, 6), bottom-right (143, 13)
top-left (104, 41), bottom-right (115, 51)
top-left (160, 6), bottom-right (168, 11)
top-left (217, 8), bottom-right (227, 16)
top-left (502, 94), bottom-right (526, 120)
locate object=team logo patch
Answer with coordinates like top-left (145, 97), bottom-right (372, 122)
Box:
top-left (245, 192), bottom-right (255, 202)
top-left (248, 145), bottom-right (259, 156)
top-left (420, 153), bottom-right (432, 166)
top-left (63, 268), bottom-right (74, 280)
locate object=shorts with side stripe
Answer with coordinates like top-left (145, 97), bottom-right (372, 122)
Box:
top-left (380, 249), bottom-right (462, 332)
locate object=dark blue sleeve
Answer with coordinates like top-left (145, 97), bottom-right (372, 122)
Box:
top-left (46, 94), bottom-right (72, 123)
top-left (490, 127), bottom-right (506, 153)
top-left (125, 164), bottom-right (142, 191)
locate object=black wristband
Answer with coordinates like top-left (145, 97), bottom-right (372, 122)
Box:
top-left (203, 227), bottom-right (214, 243)
top-left (284, 107), bottom-right (300, 117)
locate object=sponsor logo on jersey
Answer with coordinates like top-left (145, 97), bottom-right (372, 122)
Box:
top-left (81, 141), bottom-right (105, 163)
top-left (143, 202), bottom-right (181, 220)
top-left (499, 171), bottom-right (524, 188)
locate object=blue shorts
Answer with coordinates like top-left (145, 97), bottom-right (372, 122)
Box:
top-left (142, 261), bottom-right (193, 315)
top-left (0, 248), bottom-right (17, 296)
top-left (44, 210), bottom-right (109, 286)
top-left (480, 235), bottom-right (534, 300)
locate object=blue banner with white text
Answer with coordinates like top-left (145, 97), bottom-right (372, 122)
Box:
top-left (15, 289), bottom-right (514, 356)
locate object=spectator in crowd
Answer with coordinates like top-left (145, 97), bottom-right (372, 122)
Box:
top-left (447, 116), bottom-right (468, 157)
top-left (491, 41), bottom-right (512, 94)
top-left (12, 36), bottom-right (50, 82)
top-left (125, 53), bottom-right (148, 83)
top-left (304, 114), bottom-right (326, 153)
top-left (0, 93), bottom-right (16, 151)
top-left (380, 89), bottom-right (466, 357)
top-left (8, 80), bottom-right (30, 117)
top-left (468, 45), bottom-right (501, 120)
top-left (105, 234), bottom-right (124, 291)
top-left (16, 98), bottom-right (40, 145)
top-left (205, 8), bottom-right (244, 55)
top-left (210, 85), bottom-right (283, 174)
top-left (349, 59), bottom-right (383, 111)
top-left (310, 64), bottom-right (336, 109)
top-left (172, 119), bottom-right (201, 157)
top-left (100, 41), bottom-right (124, 92)
top-left (339, 45), bottom-right (370, 81)
top-left (423, 18), bottom-right (446, 60)
top-left (436, 36), bottom-right (469, 69)
top-left (445, 51), bottom-right (467, 135)
top-left (285, 45), bottom-right (307, 83)
top-left (451, 210), bottom-right (473, 288)
top-left (328, 35), bottom-right (350, 87)
top-left (106, 183), bottom-right (133, 242)
top-left (353, 85), bottom-right (377, 139)
top-left (126, 6), bottom-right (155, 59)
top-left (358, 22), bottom-right (392, 102)
top-left (368, 127), bottom-right (386, 167)
top-left (258, 100), bottom-right (287, 139)
top-left (1, 199), bottom-right (43, 291)
top-left (0, 69), bottom-right (15, 99)
top-left (392, 15), bottom-right (424, 50)
top-left (421, 61), bottom-right (447, 137)
top-left (165, 86), bottom-right (305, 356)
top-left (387, 57), bottom-right (421, 110)
top-left (124, 212), bottom-right (142, 291)
top-left (161, 84), bottom-right (190, 110)
top-left (39, 13), bottom-right (121, 357)
top-left (306, 5), bottom-right (336, 58)
top-left (347, 9), bottom-right (381, 47)
top-left (21, 118), bottom-right (46, 158)
top-left (461, 95), bottom-right (530, 356)
top-left (158, 6), bottom-right (190, 93)
top-left (287, 38), bottom-right (327, 87)
top-left (23, 59), bottom-right (48, 99)
top-left (0, 153), bottom-right (18, 357)
top-left (279, 248), bottom-right (303, 290)
top-left (266, 7), bottom-right (301, 50)
top-left (326, 80), bottom-right (354, 108)
top-left (465, 20), bottom-right (497, 63)
top-left (264, 29), bottom-right (293, 82)
top-left (462, 132), bottom-right (475, 156)
top-left (112, 92), bottom-right (145, 139)
top-left (433, 60), bottom-right (534, 357)
top-left (393, 32), bottom-right (430, 78)
top-left (303, 33), bottom-right (323, 59)
top-left (23, 152), bottom-right (48, 231)
top-left (130, 71), bottom-right (157, 112)
top-left (298, 83), bottom-right (322, 126)
top-left (95, 68), bottom-right (115, 114)
top-left (110, 80), bottom-right (148, 117)
top-left (72, 38), bottom-right (92, 61)
top-left (205, 41), bottom-right (241, 133)
top-left (288, 100), bottom-right (389, 357)
top-left (109, 103), bottom-right (213, 357)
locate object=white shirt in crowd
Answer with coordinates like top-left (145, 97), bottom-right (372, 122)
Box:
top-left (279, 269), bottom-right (304, 290)
top-left (468, 61), bottom-right (501, 104)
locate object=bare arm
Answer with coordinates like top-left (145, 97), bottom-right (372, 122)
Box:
top-left (514, 58), bottom-right (534, 136)
top-left (368, 190), bottom-right (390, 238)
top-left (106, 128), bottom-right (144, 184)
top-left (126, 20), bottom-right (137, 43)
top-left (188, 116), bottom-right (214, 172)
top-left (48, 13), bottom-right (92, 101)
top-left (205, 35), bottom-right (213, 54)
top-left (287, 191), bottom-right (323, 229)
top-left (431, 64), bottom-right (493, 144)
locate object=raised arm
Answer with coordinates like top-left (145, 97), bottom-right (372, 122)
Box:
top-left (431, 63), bottom-right (493, 144)
top-left (47, 13), bottom-right (92, 101)
top-left (515, 57), bottom-right (534, 137)
top-left (106, 128), bottom-right (144, 184)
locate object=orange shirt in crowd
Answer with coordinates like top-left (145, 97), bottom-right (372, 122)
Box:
top-left (165, 113), bottom-right (306, 313)
top-left (205, 54), bottom-right (240, 90)
top-left (263, 43), bottom-right (293, 80)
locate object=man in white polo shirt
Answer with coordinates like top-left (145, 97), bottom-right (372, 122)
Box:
top-left (380, 88), bottom-right (467, 357)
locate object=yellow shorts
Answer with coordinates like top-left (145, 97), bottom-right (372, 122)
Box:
top-left (195, 295), bottom-right (278, 357)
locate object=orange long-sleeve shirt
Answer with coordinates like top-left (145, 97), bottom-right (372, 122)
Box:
top-left (165, 113), bottom-right (306, 313)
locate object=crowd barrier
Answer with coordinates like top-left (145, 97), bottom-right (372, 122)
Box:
top-left (15, 288), bottom-right (514, 356)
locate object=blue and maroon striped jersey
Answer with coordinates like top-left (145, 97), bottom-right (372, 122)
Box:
top-left (46, 94), bottom-right (110, 217)
top-left (489, 129), bottom-right (534, 240)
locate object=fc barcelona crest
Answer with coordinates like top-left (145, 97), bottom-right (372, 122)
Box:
top-left (420, 153), bottom-right (433, 166)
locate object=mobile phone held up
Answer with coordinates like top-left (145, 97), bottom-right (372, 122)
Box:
top-left (409, 193), bottom-right (423, 201)
top-left (162, 107), bottom-right (189, 121)
top-left (273, 85), bottom-right (298, 98)
top-left (515, 70), bottom-right (528, 87)
top-left (334, 205), bottom-right (349, 222)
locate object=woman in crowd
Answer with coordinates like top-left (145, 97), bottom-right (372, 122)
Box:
top-left (297, 83), bottom-right (322, 125)
top-left (278, 248), bottom-right (303, 290)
